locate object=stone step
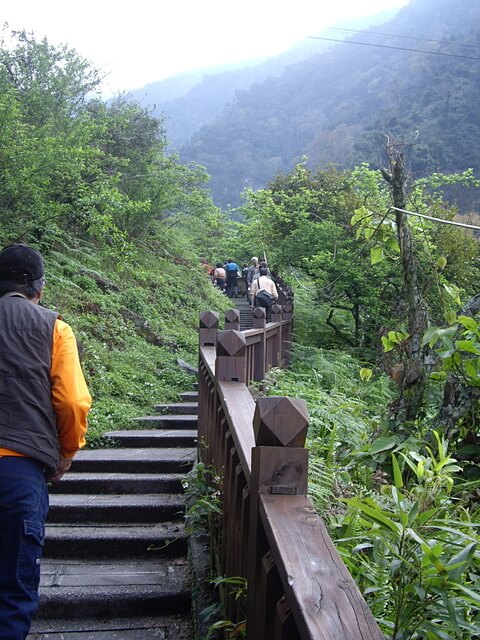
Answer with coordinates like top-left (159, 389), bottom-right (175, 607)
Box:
top-left (48, 493), bottom-right (185, 524)
top-left (153, 402), bottom-right (198, 415)
top-left (131, 415), bottom-right (198, 429)
top-left (51, 472), bottom-right (185, 495)
top-left (106, 429), bottom-right (197, 448)
top-left (71, 447), bottom-right (196, 474)
top-left (239, 308), bottom-right (254, 330)
top-left (234, 298), bottom-right (251, 307)
top-left (36, 558), bottom-right (190, 619)
top-left (179, 391), bottom-right (198, 402)
top-left (44, 522), bottom-right (187, 559)
top-left (28, 615), bottom-right (191, 639)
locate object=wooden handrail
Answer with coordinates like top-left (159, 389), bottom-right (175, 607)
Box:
top-left (197, 302), bottom-right (383, 639)
top-left (258, 494), bottom-right (382, 639)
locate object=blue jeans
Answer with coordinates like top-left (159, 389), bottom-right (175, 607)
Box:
top-left (0, 457), bottom-right (49, 640)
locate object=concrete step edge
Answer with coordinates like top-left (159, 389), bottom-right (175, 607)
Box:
top-left (104, 430), bottom-right (197, 447)
top-left (44, 522), bottom-right (188, 559)
top-left (37, 559), bottom-right (191, 618)
top-left (179, 391), bottom-right (198, 400)
top-left (28, 615), bottom-right (191, 639)
top-left (50, 472), bottom-right (186, 495)
top-left (131, 415), bottom-right (198, 424)
top-left (74, 447), bottom-right (196, 460)
top-left (153, 403), bottom-right (198, 414)
top-left (36, 587), bottom-right (191, 619)
top-left (47, 494), bottom-right (186, 524)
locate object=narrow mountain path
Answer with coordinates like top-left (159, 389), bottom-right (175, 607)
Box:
top-left (28, 390), bottom-right (199, 640)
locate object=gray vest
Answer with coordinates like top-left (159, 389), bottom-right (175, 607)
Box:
top-left (0, 295), bottom-right (59, 470)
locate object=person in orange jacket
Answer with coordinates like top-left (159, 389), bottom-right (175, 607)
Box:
top-left (0, 243), bottom-right (92, 640)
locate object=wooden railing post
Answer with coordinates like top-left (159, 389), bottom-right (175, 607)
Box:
top-left (247, 397), bottom-right (309, 640)
top-left (270, 303), bottom-right (282, 323)
top-left (225, 308), bottom-right (240, 331)
top-left (199, 310), bottom-right (219, 346)
top-left (216, 330), bottom-right (247, 383)
top-left (253, 306), bottom-right (266, 329)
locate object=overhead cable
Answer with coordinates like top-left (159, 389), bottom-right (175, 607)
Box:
top-left (307, 35), bottom-right (480, 61)
top-left (392, 206), bottom-right (480, 230)
top-left (328, 26), bottom-right (480, 50)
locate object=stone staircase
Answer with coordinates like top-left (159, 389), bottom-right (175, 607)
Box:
top-left (234, 296), bottom-right (254, 330)
top-left (28, 390), bottom-right (199, 640)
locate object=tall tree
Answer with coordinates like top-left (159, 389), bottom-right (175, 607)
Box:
top-left (381, 136), bottom-right (429, 424)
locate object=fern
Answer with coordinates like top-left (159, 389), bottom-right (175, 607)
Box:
top-left (307, 451), bottom-right (335, 512)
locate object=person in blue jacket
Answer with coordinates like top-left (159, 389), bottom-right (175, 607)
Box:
top-left (225, 259), bottom-right (240, 298)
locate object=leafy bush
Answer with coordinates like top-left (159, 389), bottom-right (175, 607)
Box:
top-left (333, 437), bottom-right (480, 639)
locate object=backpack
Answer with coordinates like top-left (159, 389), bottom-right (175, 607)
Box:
top-left (256, 290), bottom-right (273, 306)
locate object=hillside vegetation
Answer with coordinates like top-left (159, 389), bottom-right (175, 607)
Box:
top-left (0, 29), bottom-right (231, 444)
top-left (233, 159), bottom-right (480, 638)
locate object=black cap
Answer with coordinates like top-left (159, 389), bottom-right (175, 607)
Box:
top-left (0, 244), bottom-right (45, 284)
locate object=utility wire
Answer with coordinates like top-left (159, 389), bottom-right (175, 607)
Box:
top-left (391, 206), bottom-right (480, 230)
top-left (328, 26), bottom-right (480, 50)
top-left (318, 208), bottom-right (391, 292)
top-left (307, 35), bottom-right (480, 62)
top-left (321, 205), bottom-right (480, 294)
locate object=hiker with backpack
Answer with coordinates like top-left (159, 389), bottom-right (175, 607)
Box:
top-left (250, 263), bottom-right (278, 321)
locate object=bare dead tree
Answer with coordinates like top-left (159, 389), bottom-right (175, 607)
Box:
top-left (381, 135), bottom-right (429, 425)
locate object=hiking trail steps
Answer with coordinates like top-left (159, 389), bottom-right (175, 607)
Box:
top-left (28, 389), bottom-right (198, 640)
top-left (234, 296), bottom-right (255, 330)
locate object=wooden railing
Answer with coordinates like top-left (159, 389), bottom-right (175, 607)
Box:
top-left (197, 303), bottom-right (384, 640)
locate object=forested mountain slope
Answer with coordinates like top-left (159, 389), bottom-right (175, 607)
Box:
top-left (179, 0), bottom-right (480, 208)
top-left (128, 11), bottom-right (398, 148)
top-left (129, 39), bottom-right (331, 147)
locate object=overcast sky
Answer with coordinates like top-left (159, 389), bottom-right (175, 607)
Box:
top-left (2, 0), bottom-right (409, 95)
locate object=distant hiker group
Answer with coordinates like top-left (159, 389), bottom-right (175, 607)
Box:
top-left (201, 256), bottom-right (278, 321)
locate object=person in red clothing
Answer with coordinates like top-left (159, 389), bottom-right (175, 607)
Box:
top-left (0, 243), bottom-right (92, 640)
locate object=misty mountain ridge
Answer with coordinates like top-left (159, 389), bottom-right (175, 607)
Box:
top-left (169, 0), bottom-right (480, 208)
top-left (128, 9), bottom-right (399, 148)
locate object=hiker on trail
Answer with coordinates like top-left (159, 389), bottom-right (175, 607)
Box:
top-left (213, 262), bottom-right (226, 292)
top-left (225, 259), bottom-right (240, 298)
top-left (240, 263), bottom-right (249, 297)
top-left (252, 260), bottom-right (272, 282)
top-left (250, 263), bottom-right (278, 321)
top-left (0, 243), bottom-right (92, 640)
top-left (200, 258), bottom-right (213, 277)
